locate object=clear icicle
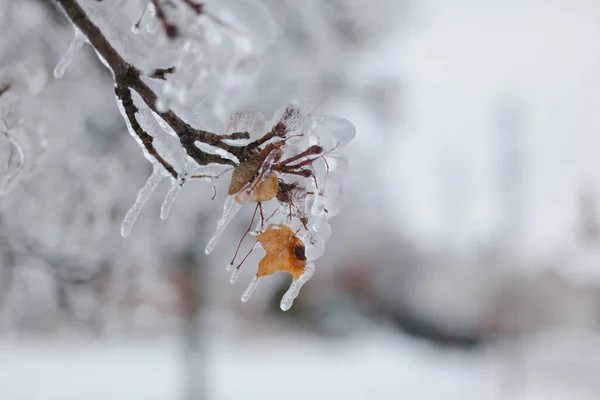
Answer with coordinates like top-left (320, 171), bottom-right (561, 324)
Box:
top-left (121, 167), bottom-right (164, 237)
top-left (54, 28), bottom-right (86, 79)
top-left (229, 267), bottom-right (240, 284)
top-left (241, 276), bottom-right (261, 302)
top-left (205, 195), bottom-right (242, 254)
top-left (280, 263), bottom-right (315, 311)
top-left (160, 169), bottom-right (188, 220)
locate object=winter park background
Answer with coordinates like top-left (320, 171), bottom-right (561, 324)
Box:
top-left (2, 0), bottom-right (600, 399)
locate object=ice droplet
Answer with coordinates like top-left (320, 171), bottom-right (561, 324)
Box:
top-left (54, 28), bottom-right (86, 79)
top-left (160, 169), bottom-right (188, 220)
top-left (205, 195), bottom-right (242, 254)
top-left (225, 263), bottom-right (234, 272)
top-left (229, 267), bottom-right (240, 283)
top-left (121, 167), bottom-right (164, 237)
top-left (280, 263), bottom-right (315, 311)
top-left (241, 276), bottom-right (261, 302)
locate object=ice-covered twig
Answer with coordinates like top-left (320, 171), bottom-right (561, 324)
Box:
top-left (56, 0), bottom-right (249, 172)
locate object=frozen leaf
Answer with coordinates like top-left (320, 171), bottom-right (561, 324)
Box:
top-left (254, 224), bottom-right (307, 280)
top-left (227, 143), bottom-right (282, 195)
top-left (235, 172), bottom-right (278, 204)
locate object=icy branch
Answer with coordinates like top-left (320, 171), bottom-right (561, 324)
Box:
top-left (55, 0), bottom-right (248, 177)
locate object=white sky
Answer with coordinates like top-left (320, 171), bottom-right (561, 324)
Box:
top-left (349, 1), bottom-right (600, 257)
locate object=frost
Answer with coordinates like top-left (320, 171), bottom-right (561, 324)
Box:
top-left (280, 263), bottom-right (315, 311)
top-left (121, 167), bottom-right (164, 238)
top-left (205, 195), bottom-right (242, 254)
top-left (54, 28), bottom-right (86, 79)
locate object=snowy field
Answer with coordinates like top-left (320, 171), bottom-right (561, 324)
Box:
top-left (2, 331), bottom-right (600, 400)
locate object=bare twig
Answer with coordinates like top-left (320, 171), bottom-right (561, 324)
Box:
top-left (151, 66), bottom-right (175, 80)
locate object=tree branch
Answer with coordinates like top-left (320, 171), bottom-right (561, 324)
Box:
top-left (114, 84), bottom-right (178, 178)
top-left (55, 0), bottom-right (248, 176)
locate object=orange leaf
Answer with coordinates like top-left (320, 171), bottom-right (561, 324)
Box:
top-left (255, 224), bottom-right (307, 280)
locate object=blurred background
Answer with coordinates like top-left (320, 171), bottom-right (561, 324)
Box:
top-left (2, 0), bottom-right (600, 399)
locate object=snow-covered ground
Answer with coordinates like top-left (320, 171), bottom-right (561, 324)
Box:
top-left (2, 331), bottom-right (600, 400)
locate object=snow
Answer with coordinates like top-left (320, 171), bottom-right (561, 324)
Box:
top-left (2, 332), bottom-right (600, 400)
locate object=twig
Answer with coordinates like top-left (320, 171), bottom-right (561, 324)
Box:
top-left (55, 0), bottom-right (249, 176)
top-left (151, 66), bottom-right (175, 80)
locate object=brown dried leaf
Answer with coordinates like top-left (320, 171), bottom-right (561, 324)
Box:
top-left (235, 173), bottom-right (278, 204)
top-left (255, 224), bottom-right (307, 280)
top-left (228, 156), bottom-right (264, 195)
top-left (228, 143), bottom-right (283, 195)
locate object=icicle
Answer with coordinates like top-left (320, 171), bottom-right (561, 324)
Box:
top-left (205, 195), bottom-right (242, 254)
top-left (54, 28), bottom-right (86, 79)
top-left (280, 263), bottom-right (315, 311)
top-left (121, 167), bottom-right (164, 237)
top-left (241, 276), bottom-right (261, 302)
top-left (160, 169), bottom-right (188, 220)
top-left (229, 267), bottom-right (240, 284)
top-left (225, 263), bottom-right (234, 272)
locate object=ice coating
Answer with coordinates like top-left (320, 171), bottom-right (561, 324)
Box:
top-left (205, 195), bottom-right (242, 254)
top-left (241, 276), bottom-right (261, 302)
top-left (205, 0), bottom-right (275, 54)
top-left (225, 111), bottom-right (266, 142)
top-left (54, 28), bottom-right (86, 79)
top-left (121, 167), bottom-right (164, 237)
top-left (311, 115), bottom-right (356, 150)
top-left (271, 100), bottom-right (313, 134)
top-left (299, 222), bottom-right (332, 262)
top-left (160, 171), bottom-right (187, 220)
top-left (280, 263), bottom-right (315, 311)
top-left (229, 267), bottom-right (240, 284)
